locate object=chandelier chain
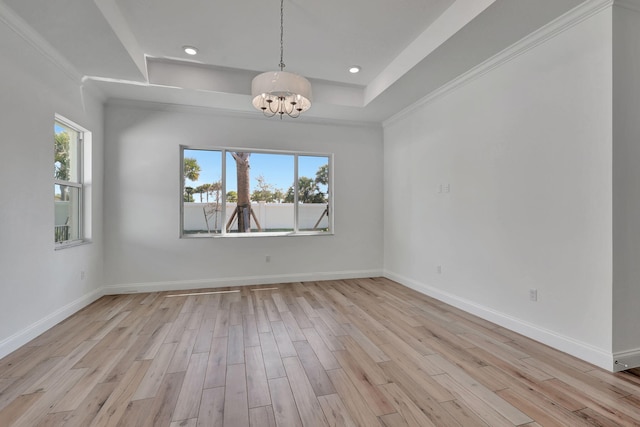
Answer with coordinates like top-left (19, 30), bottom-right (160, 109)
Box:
top-left (251, 0), bottom-right (311, 118)
top-left (279, 0), bottom-right (285, 71)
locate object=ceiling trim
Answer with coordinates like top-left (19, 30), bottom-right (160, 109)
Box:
top-left (94, 0), bottom-right (147, 79)
top-left (365, 0), bottom-right (497, 105)
top-left (103, 97), bottom-right (382, 129)
top-left (0, 0), bottom-right (82, 83)
top-left (384, 0), bottom-right (614, 128)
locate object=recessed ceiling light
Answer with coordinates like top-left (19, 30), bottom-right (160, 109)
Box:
top-left (183, 46), bottom-right (198, 56)
top-left (349, 66), bottom-right (361, 74)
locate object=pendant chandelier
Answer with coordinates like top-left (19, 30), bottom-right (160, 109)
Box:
top-left (251, 0), bottom-right (312, 118)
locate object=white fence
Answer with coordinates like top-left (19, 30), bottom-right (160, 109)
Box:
top-left (184, 202), bottom-right (329, 233)
top-left (55, 200), bottom-right (76, 241)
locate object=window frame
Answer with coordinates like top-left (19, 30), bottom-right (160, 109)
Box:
top-left (54, 114), bottom-right (88, 249)
top-left (180, 146), bottom-right (334, 238)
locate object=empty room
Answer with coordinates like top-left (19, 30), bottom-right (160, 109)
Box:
top-left (1, 0), bottom-right (640, 425)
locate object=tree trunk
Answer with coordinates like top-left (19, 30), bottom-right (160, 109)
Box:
top-left (232, 152), bottom-right (251, 232)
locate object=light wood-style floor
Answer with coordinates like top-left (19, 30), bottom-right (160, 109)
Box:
top-left (1, 278), bottom-right (639, 426)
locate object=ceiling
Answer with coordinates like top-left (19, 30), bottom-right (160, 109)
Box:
top-left (2, 0), bottom-right (585, 123)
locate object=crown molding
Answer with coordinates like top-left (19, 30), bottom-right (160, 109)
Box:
top-left (102, 96), bottom-right (382, 129)
top-left (0, 1), bottom-right (83, 83)
top-left (384, 0), bottom-right (614, 128)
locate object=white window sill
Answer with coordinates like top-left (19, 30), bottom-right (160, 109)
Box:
top-left (181, 231), bottom-right (333, 239)
top-left (54, 239), bottom-right (92, 250)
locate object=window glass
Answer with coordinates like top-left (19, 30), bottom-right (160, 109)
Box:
top-left (297, 156), bottom-right (330, 232)
top-left (182, 147), bottom-right (331, 237)
top-left (54, 118), bottom-right (85, 245)
top-left (54, 184), bottom-right (80, 242)
top-left (226, 152), bottom-right (294, 234)
top-left (55, 122), bottom-right (79, 182)
top-left (182, 149), bottom-right (223, 235)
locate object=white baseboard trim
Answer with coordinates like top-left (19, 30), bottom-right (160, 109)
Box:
top-left (613, 348), bottom-right (640, 372)
top-left (384, 270), bottom-right (616, 372)
top-left (0, 288), bottom-right (105, 360)
top-left (102, 269), bottom-right (383, 295)
top-left (0, 270), bottom-right (380, 361)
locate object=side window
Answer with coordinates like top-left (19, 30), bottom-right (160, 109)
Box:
top-left (181, 147), bottom-right (332, 237)
top-left (54, 116), bottom-right (86, 245)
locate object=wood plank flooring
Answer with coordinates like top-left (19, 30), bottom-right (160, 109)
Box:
top-left (1, 277), bottom-right (640, 426)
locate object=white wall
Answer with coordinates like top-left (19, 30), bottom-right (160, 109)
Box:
top-left (0, 17), bottom-right (105, 357)
top-left (384, 9), bottom-right (614, 368)
top-left (612, 3), bottom-right (640, 367)
top-left (103, 103), bottom-right (383, 292)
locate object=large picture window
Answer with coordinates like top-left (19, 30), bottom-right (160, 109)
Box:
top-left (181, 147), bottom-right (332, 237)
top-left (54, 116), bottom-right (87, 246)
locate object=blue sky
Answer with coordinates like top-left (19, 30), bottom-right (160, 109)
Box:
top-left (184, 149), bottom-right (328, 193)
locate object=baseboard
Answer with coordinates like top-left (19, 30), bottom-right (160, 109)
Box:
top-left (0, 288), bottom-right (105, 360)
top-left (6, 270), bottom-right (623, 371)
top-left (613, 348), bottom-right (640, 372)
top-left (102, 269), bottom-right (383, 295)
top-left (384, 270), bottom-right (615, 372)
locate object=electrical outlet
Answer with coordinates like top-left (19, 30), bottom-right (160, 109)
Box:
top-left (436, 265), bottom-right (442, 274)
top-left (80, 271), bottom-right (85, 280)
top-left (529, 288), bottom-right (538, 301)
top-left (265, 255), bottom-right (271, 263)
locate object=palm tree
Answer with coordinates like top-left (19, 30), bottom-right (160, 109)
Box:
top-left (183, 157), bottom-right (201, 183)
top-left (231, 152), bottom-right (251, 231)
top-left (196, 182), bottom-right (222, 202)
top-left (183, 157), bottom-right (201, 201)
top-left (54, 131), bottom-right (70, 200)
top-left (208, 181), bottom-right (222, 202)
top-left (193, 185), bottom-right (206, 202)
